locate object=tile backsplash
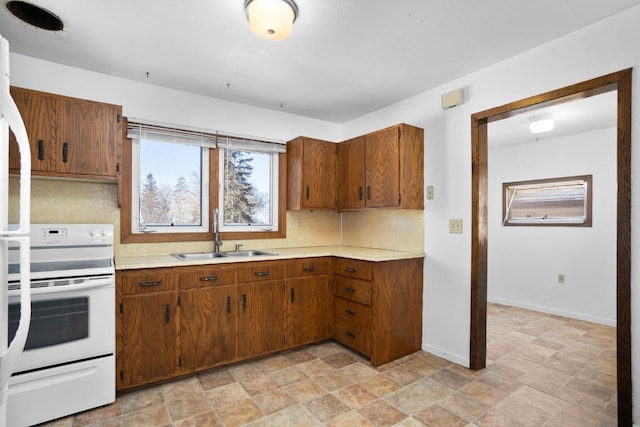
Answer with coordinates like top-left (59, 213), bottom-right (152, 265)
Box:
top-left (9, 177), bottom-right (423, 256)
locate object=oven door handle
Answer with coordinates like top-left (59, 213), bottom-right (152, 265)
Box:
top-left (15, 276), bottom-right (114, 297)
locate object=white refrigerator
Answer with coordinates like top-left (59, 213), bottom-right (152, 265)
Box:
top-left (0, 34), bottom-right (32, 427)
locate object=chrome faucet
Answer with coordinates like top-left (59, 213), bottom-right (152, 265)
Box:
top-left (213, 208), bottom-right (223, 252)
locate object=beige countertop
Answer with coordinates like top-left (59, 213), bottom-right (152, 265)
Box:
top-left (115, 245), bottom-right (425, 270)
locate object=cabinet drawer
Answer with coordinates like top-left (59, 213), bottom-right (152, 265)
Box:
top-left (334, 297), bottom-right (371, 328)
top-left (179, 265), bottom-right (236, 289)
top-left (333, 318), bottom-right (371, 356)
top-left (334, 276), bottom-right (372, 305)
top-left (333, 258), bottom-right (372, 280)
top-left (118, 269), bottom-right (175, 295)
top-left (286, 258), bottom-right (330, 277)
top-left (238, 261), bottom-right (285, 283)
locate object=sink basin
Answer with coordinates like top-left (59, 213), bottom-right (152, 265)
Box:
top-left (220, 250), bottom-right (278, 257)
top-left (171, 250), bottom-right (278, 260)
top-left (171, 252), bottom-right (228, 261)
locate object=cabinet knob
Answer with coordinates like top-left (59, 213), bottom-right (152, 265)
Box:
top-left (38, 140), bottom-right (44, 161)
top-left (62, 142), bottom-right (69, 163)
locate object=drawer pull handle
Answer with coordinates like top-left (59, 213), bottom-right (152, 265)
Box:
top-left (302, 266), bottom-right (316, 273)
top-left (345, 331), bottom-right (356, 339)
top-left (358, 186), bottom-right (363, 200)
top-left (306, 186), bottom-right (310, 200)
top-left (345, 267), bottom-right (356, 273)
top-left (62, 142), bottom-right (69, 163)
top-left (165, 304), bottom-right (171, 323)
top-left (242, 294), bottom-right (247, 311)
top-left (290, 288), bottom-right (295, 303)
top-left (254, 271), bottom-right (270, 277)
top-left (200, 275), bottom-right (219, 282)
top-left (345, 309), bottom-right (356, 316)
top-left (38, 139), bottom-right (44, 160)
top-left (139, 281), bottom-right (161, 287)
top-left (226, 296), bottom-right (232, 314)
top-left (366, 186), bottom-right (371, 200)
top-left (345, 287), bottom-right (356, 293)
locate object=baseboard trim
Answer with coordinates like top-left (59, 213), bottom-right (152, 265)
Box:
top-left (421, 343), bottom-right (469, 367)
top-left (488, 297), bottom-right (616, 327)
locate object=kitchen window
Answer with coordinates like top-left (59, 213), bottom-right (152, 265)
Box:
top-left (502, 175), bottom-right (592, 226)
top-left (219, 145), bottom-right (279, 232)
top-left (121, 120), bottom-right (286, 243)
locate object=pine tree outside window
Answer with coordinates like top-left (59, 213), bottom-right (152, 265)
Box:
top-left (126, 120), bottom-right (284, 239)
top-left (219, 148), bottom-right (279, 232)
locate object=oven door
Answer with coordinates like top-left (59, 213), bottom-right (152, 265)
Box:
top-left (7, 275), bottom-right (114, 373)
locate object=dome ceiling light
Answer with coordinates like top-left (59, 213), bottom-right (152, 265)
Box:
top-left (529, 114), bottom-right (554, 134)
top-left (5, 1), bottom-right (64, 31)
top-left (244, 0), bottom-right (298, 41)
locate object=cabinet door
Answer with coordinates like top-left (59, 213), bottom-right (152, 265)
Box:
top-left (302, 138), bottom-right (337, 209)
top-left (337, 136), bottom-right (365, 209)
top-left (121, 292), bottom-right (179, 387)
top-left (180, 286), bottom-right (237, 371)
top-left (365, 126), bottom-right (400, 208)
top-left (8, 87), bottom-right (57, 172)
top-left (59, 98), bottom-right (121, 177)
top-left (238, 280), bottom-right (285, 358)
top-left (286, 275), bottom-right (330, 347)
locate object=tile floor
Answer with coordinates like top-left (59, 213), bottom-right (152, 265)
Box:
top-left (39, 303), bottom-right (618, 426)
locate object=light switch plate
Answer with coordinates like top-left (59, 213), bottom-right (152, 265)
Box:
top-left (449, 219), bottom-right (463, 233)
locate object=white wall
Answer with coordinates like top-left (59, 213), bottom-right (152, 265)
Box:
top-left (9, 54), bottom-right (342, 143)
top-left (487, 128), bottom-right (617, 326)
top-left (341, 5), bottom-right (640, 422)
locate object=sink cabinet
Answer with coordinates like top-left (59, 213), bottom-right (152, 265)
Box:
top-left (8, 86), bottom-right (122, 180)
top-left (286, 137), bottom-right (338, 210)
top-left (116, 269), bottom-right (179, 389)
top-left (179, 265), bottom-right (237, 372)
top-left (116, 255), bottom-right (421, 390)
top-left (337, 123), bottom-right (424, 210)
top-left (237, 261), bottom-right (286, 359)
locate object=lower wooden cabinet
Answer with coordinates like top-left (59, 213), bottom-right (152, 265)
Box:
top-left (285, 259), bottom-right (331, 347)
top-left (116, 256), bottom-right (422, 391)
top-left (179, 266), bottom-right (237, 372)
top-left (117, 269), bottom-right (179, 389)
top-left (332, 257), bottom-right (423, 366)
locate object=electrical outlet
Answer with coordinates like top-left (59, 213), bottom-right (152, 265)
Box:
top-left (426, 185), bottom-right (435, 200)
top-left (449, 219), bottom-right (463, 234)
top-left (558, 274), bottom-right (565, 284)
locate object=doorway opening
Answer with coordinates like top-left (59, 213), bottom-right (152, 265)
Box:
top-left (469, 69), bottom-right (632, 424)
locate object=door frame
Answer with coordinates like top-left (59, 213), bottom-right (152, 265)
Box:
top-left (469, 69), bottom-right (632, 424)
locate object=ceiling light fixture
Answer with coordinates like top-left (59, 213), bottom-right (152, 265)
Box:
top-left (529, 115), bottom-right (554, 134)
top-left (244, 0), bottom-right (298, 41)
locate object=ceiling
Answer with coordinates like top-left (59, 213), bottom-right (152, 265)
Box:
top-left (488, 91), bottom-right (618, 148)
top-left (1, 0), bottom-right (639, 123)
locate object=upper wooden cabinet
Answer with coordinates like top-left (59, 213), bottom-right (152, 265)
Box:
top-left (287, 136), bottom-right (338, 210)
top-left (338, 123), bottom-right (424, 210)
top-left (8, 86), bottom-right (122, 180)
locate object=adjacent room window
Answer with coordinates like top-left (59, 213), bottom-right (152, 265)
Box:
top-left (502, 175), bottom-right (592, 226)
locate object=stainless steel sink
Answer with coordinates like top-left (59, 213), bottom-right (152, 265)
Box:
top-left (170, 252), bottom-right (228, 261)
top-left (220, 250), bottom-right (278, 257)
top-left (171, 250), bottom-right (278, 260)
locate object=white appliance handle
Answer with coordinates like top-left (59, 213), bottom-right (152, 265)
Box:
top-left (0, 236), bottom-right (31, 386)
top-left (0, 37), bottom-right (31, 236)
top-left (18, 276), bottom-right (114, 296)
